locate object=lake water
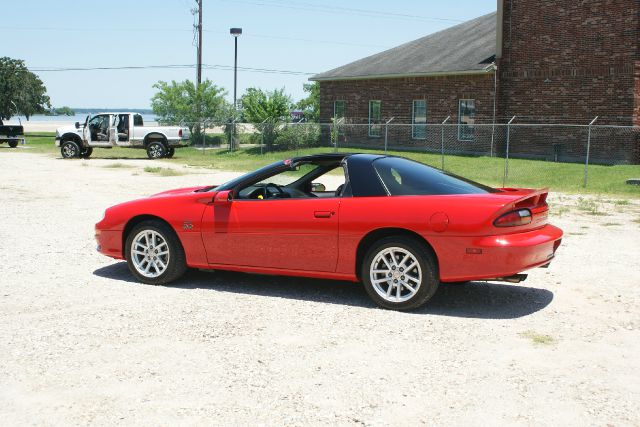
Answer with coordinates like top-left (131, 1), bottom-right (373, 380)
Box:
top-left (10, 113), bottom-right (158, 123)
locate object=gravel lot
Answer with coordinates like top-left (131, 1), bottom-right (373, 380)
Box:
top-left (1, 148), bottom-right (639, 426)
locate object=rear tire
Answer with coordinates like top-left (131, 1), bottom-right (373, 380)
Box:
top-left (361, 236), bottom-right (439, 311)
top-left (146, 141), bottom-right (167, 159)
top-left (61, 140), bottom-right (81, 159)
top-left (166, 147), bottom-right (175, 158)
top-left (80, 147), bottom-right (93, 159)
top-left (8, 140), bottom-right (18, 148)
top-left (125, 220), bottom-right (187, 285)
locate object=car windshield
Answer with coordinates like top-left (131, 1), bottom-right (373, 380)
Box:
top-left (372, 157), bottom-right (497, 195)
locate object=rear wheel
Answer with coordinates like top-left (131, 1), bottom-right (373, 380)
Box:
top-left (146, 141), bottom-right (167, 159)
top-left (8, 140), bottom-right (18, 148)
top-left (166, 147), bottom-right (175, 158)
top-left (80, 147), bottom-right (93, 159)
top-left (125, 220), bottom-right (187, 285)
top-left (362, 236), bottom-right (439, 311)
top-left (61, 140), bottom-right (81, 159)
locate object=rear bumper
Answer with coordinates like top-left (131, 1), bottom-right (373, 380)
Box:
top-left (437, 225), bottom-right (563, 282)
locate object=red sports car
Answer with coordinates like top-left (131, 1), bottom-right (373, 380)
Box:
top-left (96, 154), bottom-right (562, 310)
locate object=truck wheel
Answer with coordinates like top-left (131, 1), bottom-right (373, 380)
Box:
top-left (80, 147), bottom-right (93, 159)
top-left (61, 140), bottom-right (81, 159)
top-left (166, 147), bottom-right (175, 158)
top-left (147, 141), bottom-right (167, 159)
top-left (8, 140), bottom-right (18, 148)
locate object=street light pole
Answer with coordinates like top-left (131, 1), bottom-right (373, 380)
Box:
top-left (230, 27), bottom-right (242, 151)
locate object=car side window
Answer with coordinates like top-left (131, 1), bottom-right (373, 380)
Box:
top-left (133, 114), bottom-right (143, 126)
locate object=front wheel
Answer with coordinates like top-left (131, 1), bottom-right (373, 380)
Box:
top-left (166, 147), bottom-right (175, 158)
top-left (146, 141), bottom-right (167, 159)
top-left (8, 140), bottom-right (18, 148)
top-left (125, 220), bottom-right (187, 285)
top-left (362, 236), bottom-right (439, 311)
top-left (61, 140), bottom-right (81, 159)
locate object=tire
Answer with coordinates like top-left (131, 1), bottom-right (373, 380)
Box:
top-left (361, 236), bottom-right (439, 311)
top-left (8, 140), bottom-right (18, 148)
top-left (166, 147), bottom-right (175, 158)
top-left (125, 220), bottom-right (187, 285)
top-left (146, 141), bottom-right (167, 159)
top-left (61, 140), bottom-right (81, 159)
top-left (80, 147), bottom-right (93, 159)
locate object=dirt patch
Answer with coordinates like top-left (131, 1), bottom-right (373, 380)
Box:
top-left (0, 152), bottom-right (638, 425)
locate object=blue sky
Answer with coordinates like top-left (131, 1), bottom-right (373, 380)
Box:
top-left (2, 0), bottom-right (496, 108)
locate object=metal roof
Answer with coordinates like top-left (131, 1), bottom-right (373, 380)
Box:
top-left (310, 12), bottom-right (496, 81)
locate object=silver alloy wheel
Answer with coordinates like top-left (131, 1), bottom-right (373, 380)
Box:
top-left (130, 229), bottom-right (170, 278)
top-left (149, 143), bottom-right (163, 158)
top-left (62, 142), bottom-right (77, 158)
top-left (370, 246), bottom-right (422, 303)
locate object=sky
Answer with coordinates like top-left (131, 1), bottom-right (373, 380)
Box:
top-left (2, 0), bottom-right (496, 109)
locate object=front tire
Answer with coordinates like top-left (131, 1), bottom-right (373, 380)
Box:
top-left (125, 220), bottom-right (187, 285)
top-left (61, 140), bottom-right (81, 159)
top-left (8, 140), bottom-right (18, 148)
top-left (362, 236), bottom-right (439, 311)
top-left (146, 141), bottom-right (167, 159)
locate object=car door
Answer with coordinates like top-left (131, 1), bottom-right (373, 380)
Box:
top-left (203, 197), bottom-right (340, 272)
top-left (201, 163), bottom-right (344, 272)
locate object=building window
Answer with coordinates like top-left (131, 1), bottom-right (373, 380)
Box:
top-left (412, 100), bottom-right (427, 139)
top-left (458, 99), bottom-right (475, 141)
top-left (369, 100), bottom-right (381, 137)
top-left (333, 100), bottom-right (345, 121)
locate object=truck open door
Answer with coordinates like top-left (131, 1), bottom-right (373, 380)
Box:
top-left (82, 115), bottom-right (92, 145)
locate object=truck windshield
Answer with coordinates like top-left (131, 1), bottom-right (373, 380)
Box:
top-left (133, 114), bottom-right (143, 126)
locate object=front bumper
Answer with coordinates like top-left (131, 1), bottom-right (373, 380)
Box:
top-left (95, 229), bottom-right (124, 260)
top-left (55, 137), bottom-right (60, 147)
top-left (437, 225), bottom-right (563, 282)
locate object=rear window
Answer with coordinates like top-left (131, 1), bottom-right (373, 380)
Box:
top-left (372, 157), bottom-right (496, 195)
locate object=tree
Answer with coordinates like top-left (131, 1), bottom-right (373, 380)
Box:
top-left (296, 82), bottom-right (319, 122)
top-left (241, 87), bottom-right (292, 149)
top-left (151, 79), bottom-right (228, 134)
top-left (0, 57), bottom-right (50, 121)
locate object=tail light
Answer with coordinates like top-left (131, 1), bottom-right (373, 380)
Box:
top-left (179, 129), bottom-right (183, 137)
top-left (494, 209), bottom-right (532, 227)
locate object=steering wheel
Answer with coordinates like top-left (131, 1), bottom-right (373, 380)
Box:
top-left (264, 183), bottom-right (285, 198)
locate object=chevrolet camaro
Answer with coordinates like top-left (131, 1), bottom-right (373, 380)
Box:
top-left (95, 153), bottom-right (563, 311)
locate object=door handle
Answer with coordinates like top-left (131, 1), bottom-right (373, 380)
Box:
top-left (314, 211), bottom-right (334, 218)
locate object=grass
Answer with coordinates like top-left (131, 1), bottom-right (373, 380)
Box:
top-left (143, 166), bottom-right (184, 176)
top-left (601, 222), bottom-right (622, 227)
top-left (20, 132), bottom-right (640, 197)
top-left (575, 197), bottom-right (606, 215)
top-left (520, 330), bottom-right (555, 346)
top-left (102, 163), bottom-right (134, 169)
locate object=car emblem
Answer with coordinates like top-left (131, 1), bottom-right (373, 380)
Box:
top-left (183, 221), bottom-right (194, 230)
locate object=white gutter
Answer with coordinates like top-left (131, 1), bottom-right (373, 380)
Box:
top-left (309, 69), bottom-right (492, 82)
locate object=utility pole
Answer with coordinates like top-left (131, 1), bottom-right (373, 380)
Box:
top-left (196, 0), bottom-right (203, 88)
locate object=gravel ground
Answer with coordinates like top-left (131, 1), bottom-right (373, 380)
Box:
top-left (1, 148), bottom-right (639, 426)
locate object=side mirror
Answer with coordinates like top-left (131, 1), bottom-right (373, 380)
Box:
top-left (75, 122), bottom-right (80, 129)
top-left (311, 182), bottom-right (326, 192)
top-left (214, 190), bottom-right (233, 204)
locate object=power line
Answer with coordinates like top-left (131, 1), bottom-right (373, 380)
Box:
top-left (219, 0), bottom-right (465, 23)
top-left (29, 63), bottom-right (317, 75)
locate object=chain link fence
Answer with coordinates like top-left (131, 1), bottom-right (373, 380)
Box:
top-left (177, 120), bottom-right (640, 190)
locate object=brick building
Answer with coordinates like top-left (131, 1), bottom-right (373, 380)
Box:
top-left (310, 0), bottom-right (640, 163)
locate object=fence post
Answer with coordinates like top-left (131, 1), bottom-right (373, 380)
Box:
top-left (584, 116), bottom-right (598, 188)
top-left (503, 116), bottom-right (516, 187)
top-left (440, 116), bottom-right (450, 171)
top-left (384, 117), bottom-right (395, 153)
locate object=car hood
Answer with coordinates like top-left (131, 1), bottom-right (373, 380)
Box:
top-left (56, 124), bottom-right (81, 134)
top-left (149, 186), bottom-right (218, 197)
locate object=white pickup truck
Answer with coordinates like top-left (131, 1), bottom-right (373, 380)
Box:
top-left (55, 112), bottom-right (190, 159)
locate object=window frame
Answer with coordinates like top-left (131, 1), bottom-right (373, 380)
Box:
top-left (457, 99), bottom-right (476, 141)
top-left (368, 100), bottom-right (382, 138)
top-left (333, 100), bottom-right (345, 120)
top-left (412, 100), bottom-right (427, 140)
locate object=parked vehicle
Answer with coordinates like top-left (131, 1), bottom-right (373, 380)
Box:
top-left (0, 119), bottom-right (25, 148)
top-left (95, 153), bottom-right (563, 311)
top-left (55, 112), bottom-right (190, 159)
